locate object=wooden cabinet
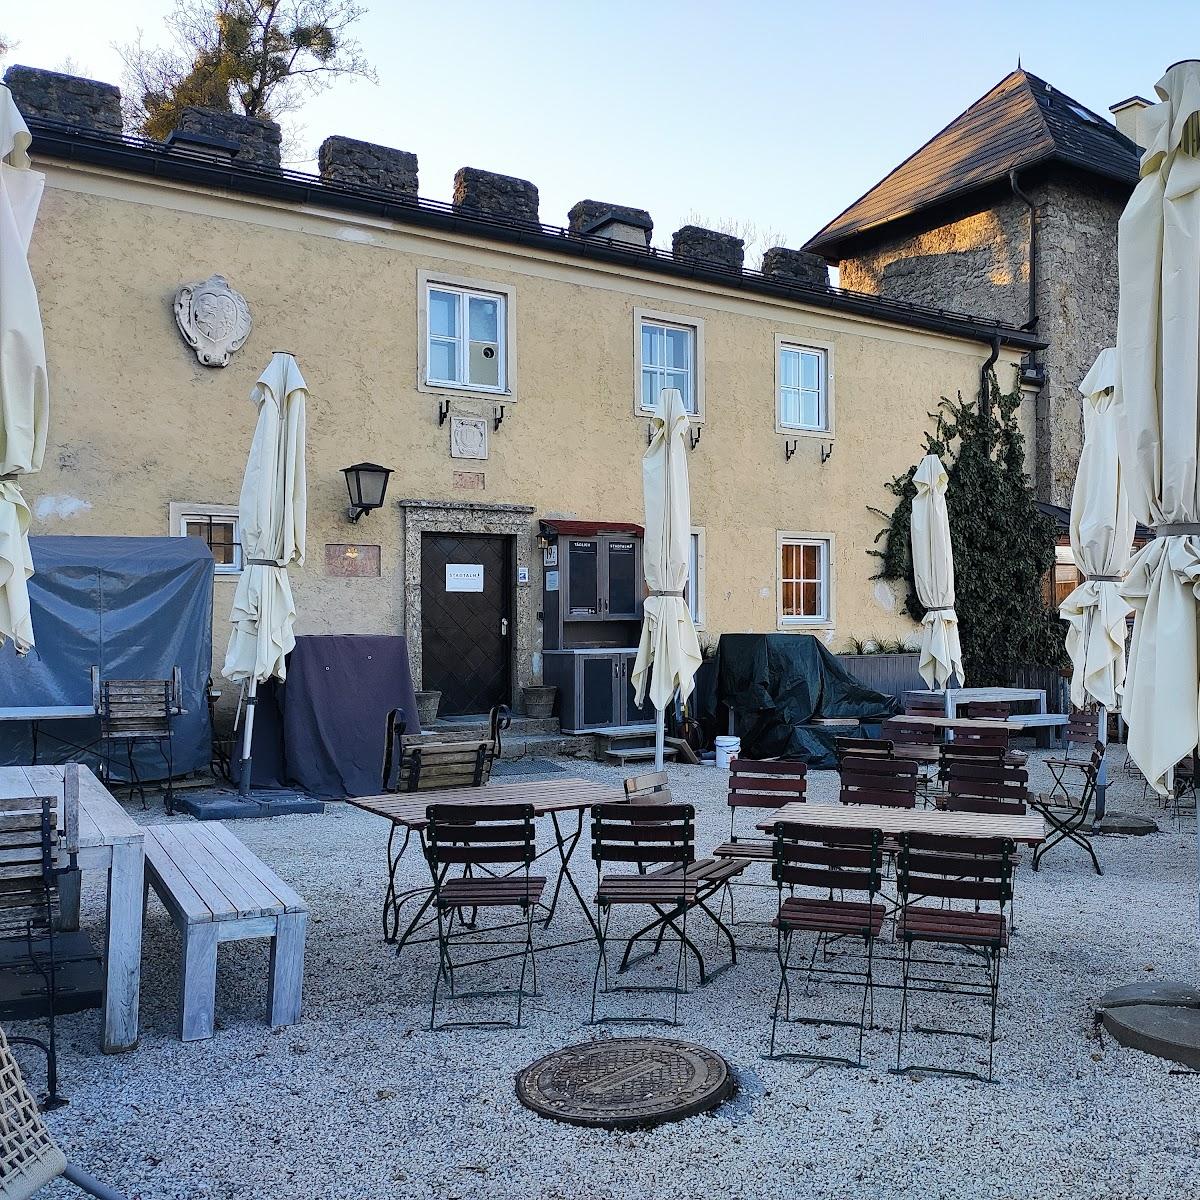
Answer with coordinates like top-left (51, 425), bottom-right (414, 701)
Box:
top-left (544, 649), bottom-right (655, 733)
top-left (561, 535), bottom-right (643, 622)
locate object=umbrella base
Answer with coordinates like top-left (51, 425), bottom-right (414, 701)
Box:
top-left (174, 790), bottom-right (324, 821)
top-left (1096, 981), bottom-right (1200, 1071)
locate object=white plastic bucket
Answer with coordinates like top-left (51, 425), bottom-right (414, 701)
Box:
top-left (715, 735), bottom-right (741, 770)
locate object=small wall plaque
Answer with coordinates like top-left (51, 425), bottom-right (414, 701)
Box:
top-left (517, 565), bottom-right (530, 585)
top-left (453, 471), bottom-right (485, 490)
top-left (450, 415), bottom-right (488, 460)
top-left (325, 543), bottom-right (381, 577)
top-left (446, 563), bottom-right (484, 592)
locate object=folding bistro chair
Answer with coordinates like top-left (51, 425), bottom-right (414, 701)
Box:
top-left (893, 832), bottom-right (1015, 1082)
top-left (711, 758), bottom-right (808, 868)
top-left (92, 666), bottom-right (181, 815)
top-left (768, 822), bottom-right (885, 1067)
top-left (424, 802), bottom-right (545, 1030)
top-left (833, 737), bottom-right (893, 766)
top-left (839, 755), bottom-right (920, 809)
top-left (1031, 742), bottom-right (1104, 875)
top-left (904, 695), bottom-right (947, 717)
top-left (0, 1023), bottom-right (128, 1199)
top-left (0, 770), bottom-right (80, 1110)
top-left (882, 719), bottom-right (940, 797)
top-left (963, 701), bottom-right (1011, 720)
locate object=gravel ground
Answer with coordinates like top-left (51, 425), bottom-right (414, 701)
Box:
top-left (16, 748), bottom-right (1200, 1200)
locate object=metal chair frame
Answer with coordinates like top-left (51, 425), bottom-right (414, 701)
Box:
top-left (892, 831), bottom-right (1014, 1083)
top-left (1032, 742), bottom-right (1105, 875)
top-left (768, 822), bottom-right (885, 1068)
top-left (92, 666), bottom-right (181, 815)
top-left (424, 801), bottom-right (544, 1030)
top-left (1045, 711), bottom-right (1101, 803)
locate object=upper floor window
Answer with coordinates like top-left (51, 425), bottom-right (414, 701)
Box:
top-left (636, 310), bottom-right (703, 417)
top-left (685, 528), bottom-right (705, 627)
top-left (426, 283), bottom-right (507, 392)
top-left (778, 535), bottom-right (830, 624)
top-left (778, 343), bottom-right (828, 432)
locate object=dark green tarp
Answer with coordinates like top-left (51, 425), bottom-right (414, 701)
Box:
top-left (709, 634), bottom-right (899, 767)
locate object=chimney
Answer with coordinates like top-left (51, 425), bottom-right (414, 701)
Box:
top-left (319, 136), bottom-right (418, 198)
top-left (1109, 95), bottom-right (1152, 146)
top-left (568, 200), bottom-right (653, 248)
top-left (3, 64), bottom-right (122, 134)
top-left (453, 167), bottom-right (539, 224)
top-left (170, 107), bottom-right (282, 170)
top-left (671, 225), bottom-right (744, 273)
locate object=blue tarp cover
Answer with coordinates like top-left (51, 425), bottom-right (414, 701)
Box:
top-left (0, 536), bottom-right (214, 779)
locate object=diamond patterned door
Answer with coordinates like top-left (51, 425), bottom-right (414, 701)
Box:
top-left (421, 533), bottom-right (513, 716)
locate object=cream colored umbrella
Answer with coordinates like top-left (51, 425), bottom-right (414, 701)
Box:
top-left (1059, 348), bottom-right (1135, 711)
top-left (632, 388), bottom-right (702, 771)
top-left (910, 453), bottom-right (963, 690)
top-left (223, 352), bottom-right (307, 794)
top-left (0, 86), bottom-right (48, 655)
top-left (1116, 60), bottom-right (1200, 795)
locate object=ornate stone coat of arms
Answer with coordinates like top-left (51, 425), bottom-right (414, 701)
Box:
top-left (174, 275), bottom-right (252, 367)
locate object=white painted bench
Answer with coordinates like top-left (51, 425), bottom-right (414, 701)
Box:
top-left (144, 822), bottom-right (308, 1042)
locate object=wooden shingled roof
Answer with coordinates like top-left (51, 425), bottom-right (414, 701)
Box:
top-left (805, 69), bottom-right (1142, 261)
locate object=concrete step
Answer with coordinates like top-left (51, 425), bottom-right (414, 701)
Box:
top-left (500, 733), bottom-right (595, 760)
top-left (412, 715), bottom-right (561, 744)
top-left (605, 745), bottom-right (678, 764)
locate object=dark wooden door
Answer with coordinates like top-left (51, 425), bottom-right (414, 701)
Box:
top-left (421, 533), bottom-right (513, 716)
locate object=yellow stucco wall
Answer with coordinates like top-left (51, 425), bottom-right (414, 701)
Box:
top-left (25, 160), bottom-right (1028, 691)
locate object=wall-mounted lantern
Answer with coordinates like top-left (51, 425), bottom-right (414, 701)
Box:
top-left (342, 462), bottom-right (394, 523)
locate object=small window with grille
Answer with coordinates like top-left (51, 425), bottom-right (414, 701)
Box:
top-left (170, 503), bottom-right (241, 574)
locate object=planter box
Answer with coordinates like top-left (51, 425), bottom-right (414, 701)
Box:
top-left (836, 652), bottom-right (923, 700)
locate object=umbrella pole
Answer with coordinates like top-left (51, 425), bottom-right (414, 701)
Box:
top-left (1096, 703), bottom-right (1108, 821)
top-left (654, 704), bottom-right (665, 772)
top-left (238, 678), bottom-right (258, 797)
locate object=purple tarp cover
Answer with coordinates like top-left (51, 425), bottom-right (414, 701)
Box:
top-left (239, 634), bottom-right (419, 798)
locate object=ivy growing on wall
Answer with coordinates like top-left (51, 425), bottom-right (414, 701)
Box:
top-left (870, 367), bottom-right (1065, 686)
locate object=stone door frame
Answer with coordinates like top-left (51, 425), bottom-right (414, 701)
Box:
top-left (397, 498), bottom-right (536, 701)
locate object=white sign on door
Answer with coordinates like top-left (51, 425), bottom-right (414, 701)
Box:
top-left (446, 563), bottom-right (484, 593)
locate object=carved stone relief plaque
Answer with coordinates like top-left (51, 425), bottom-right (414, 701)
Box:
top-left (450, 415), bottom-right (489, 460)
top-left (174, 274), bottom-right (252, 367)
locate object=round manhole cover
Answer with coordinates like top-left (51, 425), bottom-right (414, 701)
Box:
top-left (516, 1037), bottom-right (735, 1129)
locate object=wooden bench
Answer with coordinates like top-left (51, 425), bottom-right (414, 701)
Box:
top-left (381, 704), bottom-right (511, 793)
top-left (143, 822), bottom-right (307, 1042)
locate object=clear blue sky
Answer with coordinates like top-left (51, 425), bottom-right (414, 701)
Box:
top-left (4, 1), bottom-right (1195, 252)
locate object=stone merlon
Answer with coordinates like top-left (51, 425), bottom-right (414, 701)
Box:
top-left (453, 167), bottom-right (539, 224)
top-left (171, 107), bottom-right (282, 171)
top-left (672, 225), bottom-right (744, 272)
top-left (318, 136), bottom-right (418, 198)
top-left (761, 246), bottom-right (830, 287)
top-left (4, 64), bottom-right (122, 134)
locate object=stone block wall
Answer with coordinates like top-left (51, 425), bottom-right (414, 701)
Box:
top-left (318, 136), bottom-right (418, 197)
top-left (4, 64), bottom-right (122, 134)
top-left (672, 225), bottom-right (744, 272)
top-left (761, 246), bottom-right (829, 287)
top-left (174, 107), bottom-right (282, 170)
top-left (453, 167), bottom-right (539, 223)
top-left (568, 199), bottom-right (653, 245)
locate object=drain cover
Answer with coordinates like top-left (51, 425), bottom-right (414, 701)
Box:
top-left (516, 1037), bottom-right (734, 1129)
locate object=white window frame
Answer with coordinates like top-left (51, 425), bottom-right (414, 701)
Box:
top-left (417, 270), bottom-right (517, 399)
top-left (777, 531), bottom-right (834, 628)
top-left (634, 307), bottom-right (705, 421)
top-left (169, 502), bottom-right (241, 575)
top-left (775, 336), bottom-right (834, 437)
top-left (685, 527), bottom-right (706, 629)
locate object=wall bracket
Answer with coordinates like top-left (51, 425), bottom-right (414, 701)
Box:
top-left (785, 439), bottom-right (798, 462)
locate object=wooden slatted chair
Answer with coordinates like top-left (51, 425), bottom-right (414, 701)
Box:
top-left (1045, 711), bottom-right (1102, 802)
top-left (904, 695), bottom-right (947, 717)
top-left (768, 823), bottom-right (885, 1067)
top-left (882, 718), bottom-right (941, 797)
top-left (839, 755), bottom-right (920, 809)
top-left (710, 758), bottom-right (807, 866)
top-left (893, 831), bottom-right (1015, 1082)
top-left (964, 701), bottom-right (1011, 720)
top-left (833, 737), bottom-right (893, 766)
top-left (381, 704), bottom-right (511, 793)
top-left (1032, 742), bottom-right (1104, 875)
top-left (943, 760), bottom-right (1029, 814)
top-left (425, 801), bottom-right (544, 1030)
top-left (0, 768), bottom-right (80, 1110)
top-left (92, 666), bottom-right (181, 814)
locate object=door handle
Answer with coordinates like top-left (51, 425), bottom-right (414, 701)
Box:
top-left (500, 617), bottom-right (509, 636)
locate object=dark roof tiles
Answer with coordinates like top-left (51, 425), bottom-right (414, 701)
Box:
top-left (806, 69), bottom-right (1141, 258)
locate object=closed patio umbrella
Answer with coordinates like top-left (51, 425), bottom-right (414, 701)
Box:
top-left (632, 388), bottom-right (702, 771)
top-left (223, 352), bottom-right (307, 795)
top-left (910, 454), bottom-right (963, 690)
top-left (1116, 60), bottom-right (1200, 795)
top-left (0, 86), bottom-right (48, 654)
top-left (1059, 347), bottom-right (1135, 711)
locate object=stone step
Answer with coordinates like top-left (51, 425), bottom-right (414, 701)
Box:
top-left (605, 745), bottom-right (678, 764)
top-left (412, 715), bottom-right (561, 744)
top-left (500, 733), bottom-right (595, 760)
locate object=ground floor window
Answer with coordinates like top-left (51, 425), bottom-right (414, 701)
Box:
top-left (169, 502), bottom-right (241, 574)
top-left (778, 534), bottom-right (830, 624)
top-left (685, 528), bottom-right (705, 627)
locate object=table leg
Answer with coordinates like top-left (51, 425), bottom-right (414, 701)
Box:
top-left (548, 809), bottom-right (599, 938)
top-left (57, 868), bottom-right (82, 933)
top-left (102, 840), bottom-right (144, 1053)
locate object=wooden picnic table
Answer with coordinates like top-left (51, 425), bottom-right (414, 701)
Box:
top-left (903, 686), bottom-right (1049, 717)
top-left (350, 776), bottom-right (626, 949)
top-left (758, 801), bottom-right (1045, 844)
top-left (0, 764), bottom-right (144, 1053)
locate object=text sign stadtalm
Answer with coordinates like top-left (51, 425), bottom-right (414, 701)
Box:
top-left (446, 563), bottom-right (485, 593)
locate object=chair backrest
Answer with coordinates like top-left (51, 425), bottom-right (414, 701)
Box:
top-left (883, 718), bottom-right (939, 747)
top-left (1062, 710), bottom-right (1101, 750)
top-left (0, 795), bottom-right (58, 940)
top-left (381, 707), bottom-right (500, 792)
top-left (772, 822), bottom-right (883, 895)
top-left (833, 737), bottom-right (893, 766)
top-left (953, 725), bottom-right (1010, 748)
top-left (93, 668), bottom-right (174, 738)
top-left (726, 758), bottom-right (806, 810)
top-left (625, 771), bottom-right (671, 803)
top-left (592, 802), bottom-right (694, 869)
top-left (944, 760), bottom-right (1029, 813)
top-left (896, 832), bottom-right (1015, 907)
top-left (964, 701), bottom-right (1010, 720)
top-left (904, 695), bottom-right (946, 717)
top-left (839, 755), bottom-right (919, 808)
top-left (425, 802), bottom-right (536, 869)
